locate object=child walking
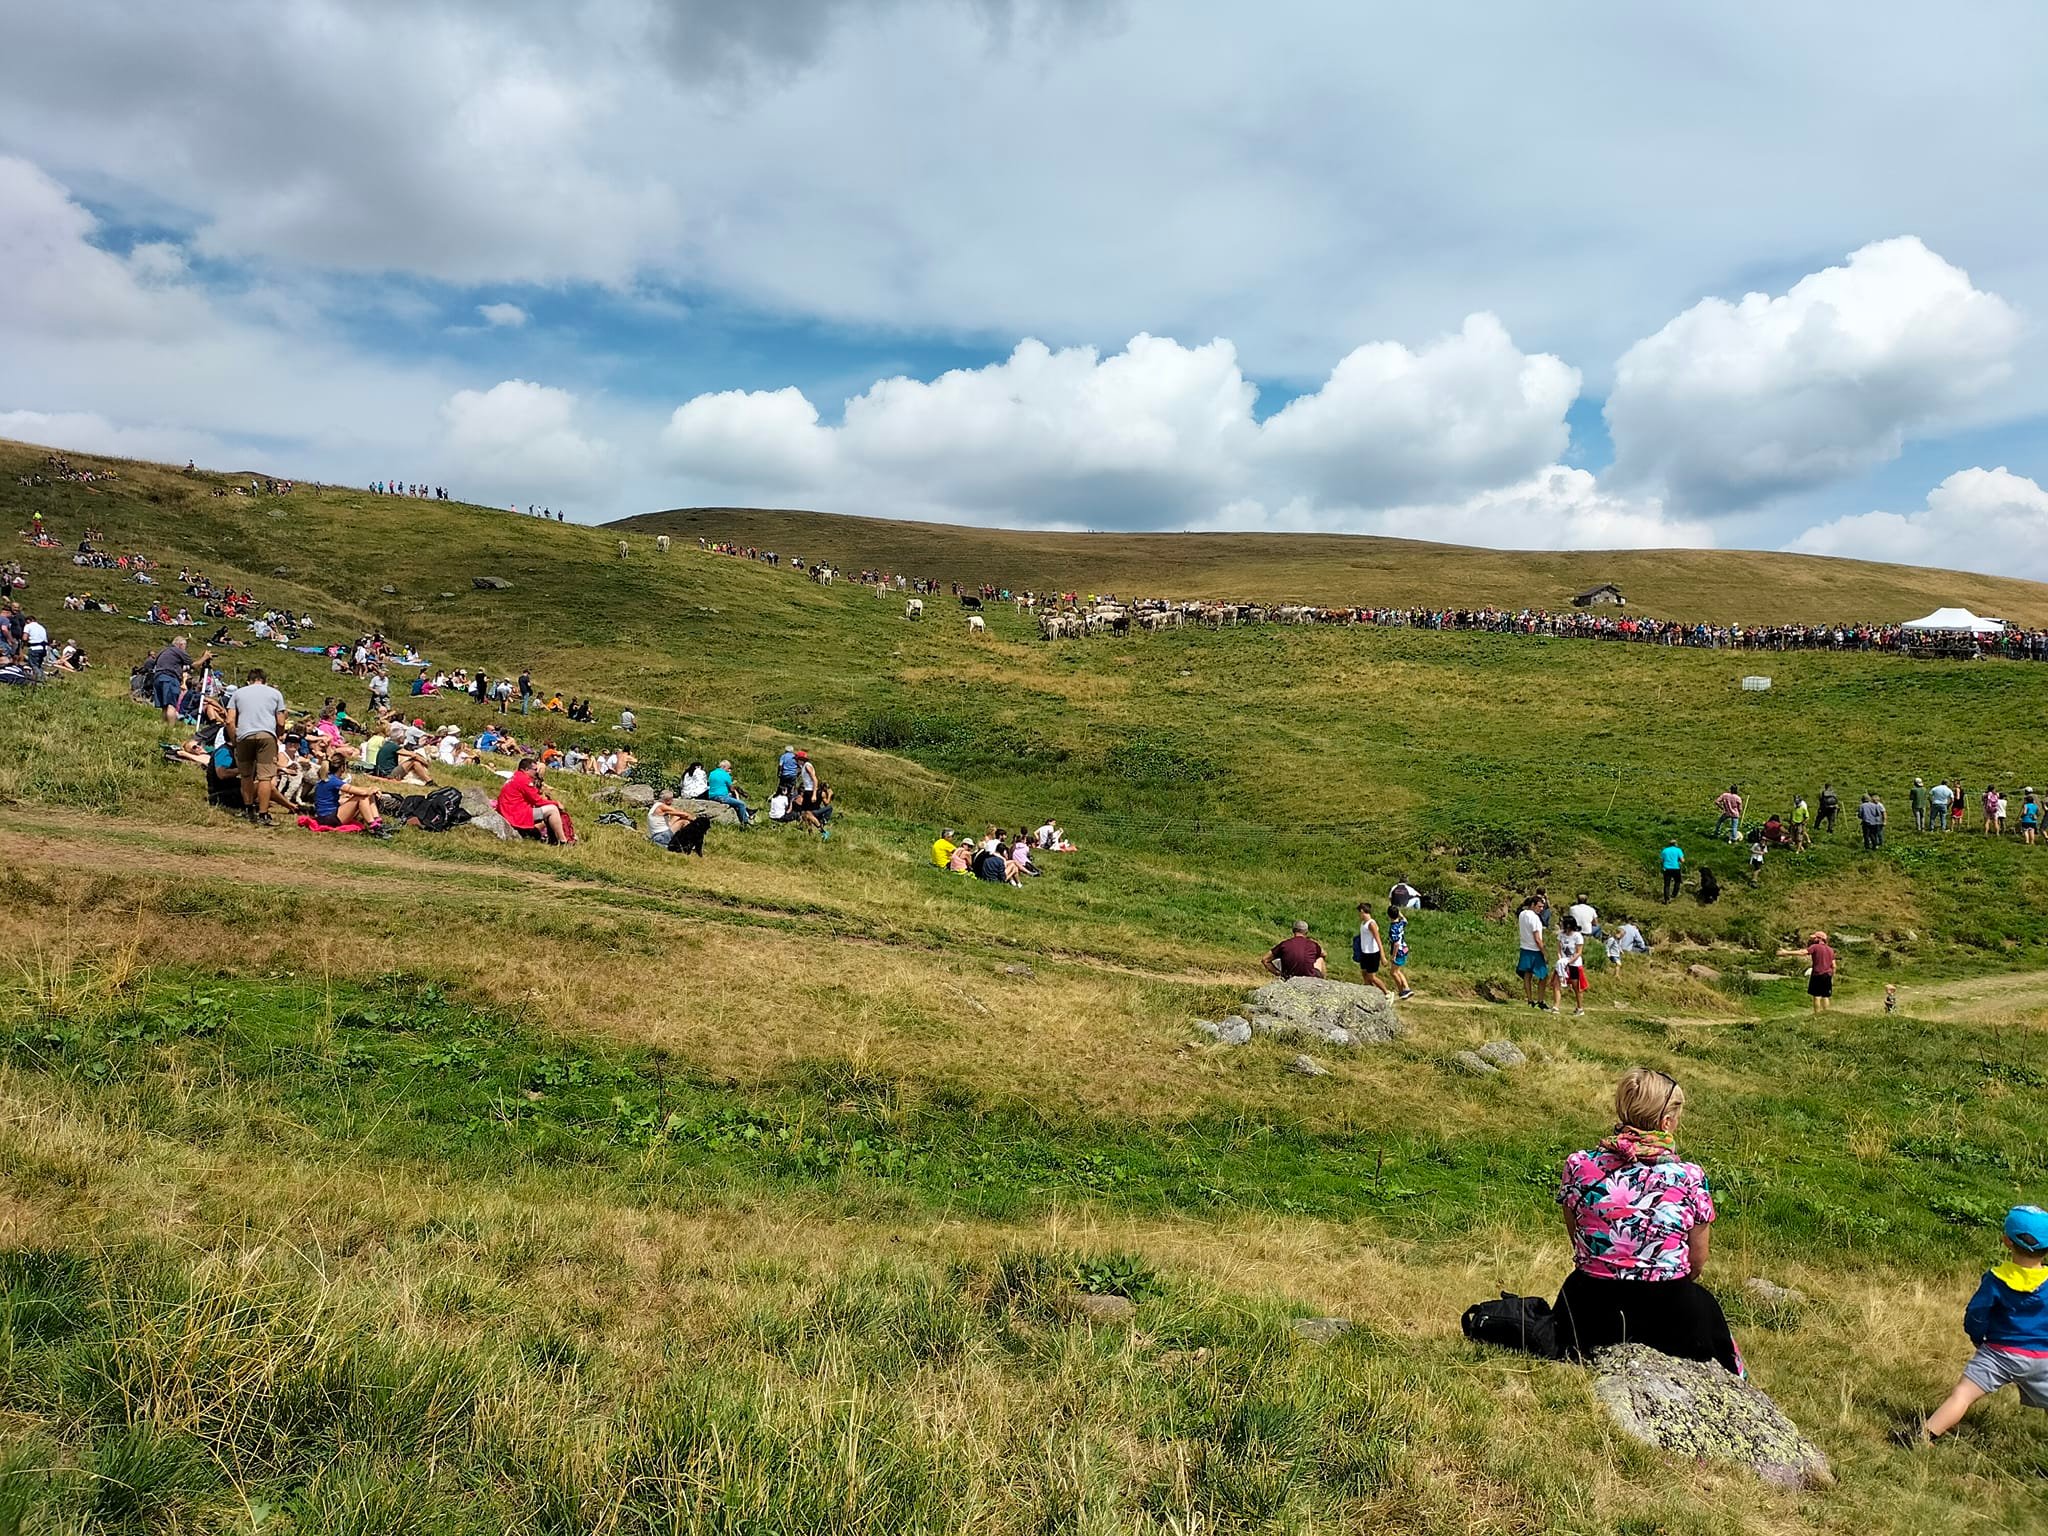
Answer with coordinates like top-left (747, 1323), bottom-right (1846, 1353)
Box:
top-left (1911, 1205), bottom-right (2048, 1442)
top-left (1557, 914), bottom-right (1588, 1017)
top-left (1386, 906), bottom-right (1416, 1001)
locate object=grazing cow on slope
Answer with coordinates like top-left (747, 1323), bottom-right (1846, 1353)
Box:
top-left (655, 535), bottom-right (670, 554)
top-left (906, 598), bottom-right (924, 620)
top-left (967, 614), bottom-right (986, 634)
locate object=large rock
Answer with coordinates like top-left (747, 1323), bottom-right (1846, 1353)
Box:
top-left (472, 576), bottom-right (513, 590)
top-left (590, 782), bottom-right (658, 808)
top-left (1476, 1039), bottom-right (1527, 1069)
top-left (1242, 977), bottom-right (1404, 1046)
top-left (457, 787), bottom-right (498, 822)
top-left (1451, 1050), bottom-right (1499, 1077)
top-left (681, 797), bottom-right (743, 826)
top-left (468, 809), bottom-right (512, 840)
top-left (1590, 1345), bottom-right (1832, 1489)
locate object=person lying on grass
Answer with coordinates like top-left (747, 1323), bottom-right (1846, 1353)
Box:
top-left (1910, 1205), bottom-right (2048, 1444)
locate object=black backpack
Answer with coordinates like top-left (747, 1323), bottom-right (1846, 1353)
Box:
top-left (414, 786), bottom-right (470, 832)
top-left (1460, 1292), bottom-right (1560, 1358)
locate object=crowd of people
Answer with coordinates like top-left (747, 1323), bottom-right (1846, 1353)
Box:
top-left (928, 820), bottom-right (1074, 884)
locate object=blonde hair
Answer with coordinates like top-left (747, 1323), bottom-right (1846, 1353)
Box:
top-left (1614, 1067), bottom-right (1685, 1132)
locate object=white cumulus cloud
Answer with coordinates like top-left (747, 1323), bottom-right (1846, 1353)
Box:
top-left (442, 379), bottom-right (611, 496)
top-left (1606, 237), bottom-right (2022, 511)
top-left (658, 320), bottom-right (1592, 532)
top-left (1786, 467), bottom-right (2048, 580)
top-left (477, 302), bottom-right (528, 328)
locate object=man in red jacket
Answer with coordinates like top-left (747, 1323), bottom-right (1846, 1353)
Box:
top-left (497, 756), bottom-right (574, 844)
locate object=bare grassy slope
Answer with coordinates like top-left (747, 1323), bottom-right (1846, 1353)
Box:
top-left (613, 504), bottom-right (2048, 623)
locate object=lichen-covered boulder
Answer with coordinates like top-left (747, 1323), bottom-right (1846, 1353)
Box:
top-left (1476, 1039), bottom-right (1527, 1069)
top-left (1590, 1345), bottom-right (1832, 1489)
top-left (1242, 977), bottom-right (1404, 1046)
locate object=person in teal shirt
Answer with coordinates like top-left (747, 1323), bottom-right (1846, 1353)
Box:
top-left (1659, 839), bottom-right (1685, 903)
top-left (705, 759), bottom-right (753, 825)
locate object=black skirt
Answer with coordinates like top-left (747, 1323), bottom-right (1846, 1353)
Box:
top-left (1552, 1268), bottom-right (1739, 1375)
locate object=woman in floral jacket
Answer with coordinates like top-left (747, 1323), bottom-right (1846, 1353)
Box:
top-left (1553, 1068), bottom-right (1741, 1374)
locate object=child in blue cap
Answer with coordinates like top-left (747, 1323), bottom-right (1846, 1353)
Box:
top-left (1914, 1204), bottom-right (2048, 1441)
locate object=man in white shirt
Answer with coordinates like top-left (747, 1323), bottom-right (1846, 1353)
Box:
top-left (1568, 894), bottom-right (1601, 939)
top-left (21, 616), bottom-right (49, 673)
top-left (1515, 896), bottom-right (1553, 1010)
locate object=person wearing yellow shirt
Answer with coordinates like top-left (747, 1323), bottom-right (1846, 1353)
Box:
top-left (931, 828), bottom-right (958, 869)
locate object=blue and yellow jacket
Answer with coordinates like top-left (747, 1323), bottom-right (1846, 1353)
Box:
top-left (1965, 1261), bottom-right (2048, 1351)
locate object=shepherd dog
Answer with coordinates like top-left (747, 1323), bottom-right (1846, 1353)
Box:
top-left (669, 813), bottom-right (712, 857)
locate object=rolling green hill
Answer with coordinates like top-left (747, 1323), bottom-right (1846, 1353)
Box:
top-left (4, 437), bottom-right (2046, 1534)
top-left (614, 502), bottom-right (2048, 624)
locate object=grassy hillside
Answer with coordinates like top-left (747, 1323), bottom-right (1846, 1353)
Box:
top-left (4, 437), bottom-right (2047, 1533)
top-left (613, 503), bottom-right (2048, 624)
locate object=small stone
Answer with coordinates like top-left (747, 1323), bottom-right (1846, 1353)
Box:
top-left (1476, 1039), bottom-right (1527, 1069)
top-left (1452, 1050), bottom-right (1500, 1076)
top-left (1686, 963), bottom-right (1721, 981)
top-left (379, 583), bottom-right (399, 595)
top-left (1287, 1054), bottom-right (1329, 1077)
top-left (439, 592), bottom-right (456, 599)
top-left (1291, 1317), bottom-right (1352, 1344)
top-left (1193, 1017), bottom-right (1252, 1046)
top-left (271, 566), bottom-right (289, 576)
top-left (1744, 1277), bottom-right (1809, 1308)
top-left (472, 575), bottom-right (513, 590)
top-left (1073, 1293), bottom-right (1136, 1325)
top-left (1000, 963), bottom-right (1035, 978)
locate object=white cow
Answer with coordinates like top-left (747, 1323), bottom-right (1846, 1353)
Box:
top-left (967, 614), bottom-right (986, 634)
top-left (616, 540), bottom-right (629, 559)
top-left (655, 535), bottom-right (670, 554)
top-left (906, 598), bottom-right (925, 621)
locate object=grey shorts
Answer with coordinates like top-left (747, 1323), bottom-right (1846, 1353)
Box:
top-left (1963, 1345), bottom-right (2048, 1408)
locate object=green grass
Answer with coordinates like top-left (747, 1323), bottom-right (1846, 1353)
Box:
top-left (5, 438), bottom-right (2048, 1533)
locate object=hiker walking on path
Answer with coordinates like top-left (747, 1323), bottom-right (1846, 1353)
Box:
top-left (1910, 777), bottom-right (1929, 831)
top-left (1385, 903), bottom-right (1417, 1000)
top-left (1859, 792), bottom-right (1887, 850)
top-left (1779, 931), bottom-right (1836, 1013)
top-left (1353, 904), bottom-right (1392, 995)
top-left (1516, 896), bottom-right (1554, 1010)
top-left (1817, 783), bottom-right (1839, 835)
top-left (1789, 794), bottom-right (1811, 850)
top-left (1552, 1069), bottom-right (1741, 1376)
top-left (1659, 836), bottom-right (1685, 902)
top-left (1713, 784), bottom-right (1743, 843)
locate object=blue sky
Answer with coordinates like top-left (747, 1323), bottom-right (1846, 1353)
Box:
top-left (2, 0), bottom-right (2046, 573)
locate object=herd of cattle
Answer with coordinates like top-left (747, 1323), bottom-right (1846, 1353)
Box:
top-left (900, 590), bottom-right (1359, 638)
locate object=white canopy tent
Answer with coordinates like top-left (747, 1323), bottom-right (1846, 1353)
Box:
top-left (1901, 607), bottom-right (2004, 634)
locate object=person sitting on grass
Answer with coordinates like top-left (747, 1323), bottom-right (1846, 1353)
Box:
top-left (1265, 919), bottom-right (1327, 979)
top-left (312, 752), bottom-right (389, 836)
top-left (1909, 1204), bottom-right (2048, 1444)
top-left (932, 827), bottom-right (958, 868)
top-left (946, 840), bottom-right (973, 874)
top-left (647, 788), bottom-right (684, 848)
top-left (497, 755), bottom-right (575, 844)
top-left (1553, 1068), bottom-right (1741, 1376)
top-left (680, 761), bottom-right (709, 799)
top-left (705, 759), bottom-right (753, 825)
